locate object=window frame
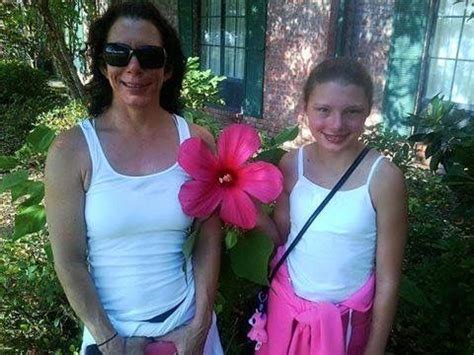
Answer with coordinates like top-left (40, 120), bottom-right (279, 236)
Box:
top-left (419, 0), bottom-right (474, 112)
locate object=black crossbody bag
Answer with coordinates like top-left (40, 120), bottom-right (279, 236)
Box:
top-left (254, 146), bottom-right (370, 316)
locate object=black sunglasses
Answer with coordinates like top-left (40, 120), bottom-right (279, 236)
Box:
top-left (103, 43), bottom-right (167, 69)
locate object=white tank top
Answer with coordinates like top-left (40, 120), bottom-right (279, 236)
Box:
top-left (79, 115), bottom-right (194, 322)
top-left (285, 146), bottom-right (384, 303)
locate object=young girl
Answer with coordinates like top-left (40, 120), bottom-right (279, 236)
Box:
top-left (254, 58), bottom-right (407, 355)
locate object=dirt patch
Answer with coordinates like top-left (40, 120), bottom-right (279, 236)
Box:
top-left (0, 192), bottom-right (14, 237)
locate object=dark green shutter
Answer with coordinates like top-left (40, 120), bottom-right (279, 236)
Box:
top-left (382, 0), bottom-right (430, 134)
top-left (243, 0), bottom-right (266, 118)
top-left (178, 0), bottom-right (193, 58)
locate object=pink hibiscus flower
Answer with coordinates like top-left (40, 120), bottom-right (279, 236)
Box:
top-left (178, 124), bottom-right (283, 229)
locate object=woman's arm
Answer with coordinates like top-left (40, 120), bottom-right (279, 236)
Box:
top-left (191, 213), bottom-right (222, 343)
top-left (45, 129), bottom-right (125, 353)
top-left (364, 160), bottom-right (408, 355)
top-left (156, 125), bottom-right (222, 354)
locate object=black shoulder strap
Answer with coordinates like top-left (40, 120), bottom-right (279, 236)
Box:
top-left (268, 146), bottom-right (371, 282)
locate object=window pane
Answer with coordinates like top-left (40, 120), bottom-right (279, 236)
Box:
top-left (451, 61), bottom-right (474, 105)
top-left (210, 0), bottom-right (221, 16)
top-left (235, 48), bottom-right (245, 80)
top-left (425, 58), bottom-right (455, 99)
top-left (226, 0), bottom-right (237, 16)
top-left (430, 18), bottom-right (462, 58)
top-left (458, 18), bottom-right (474, 60)
top-left (201, 46), bottom-right (210, 69)
top-left (238, 0), bottom-right (245, 16)
top-left (236, 18), bottom-right (246, 47)
top-left (209, 46), bottom-right (221, 75)
top-left (201, 0), bottom-right (208, 17)
top-left (225, 18), bottom-right (236, 46)
top-left (438, 0), bottom-right (466, 17)
top-left (210, 18), bottom-right (221, 45)
top-left (224, 47), bottom-right (235, 77)
top-left (201, 18), bottom-right (210, 45)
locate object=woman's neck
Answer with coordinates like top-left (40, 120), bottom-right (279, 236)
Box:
top-left (101, 101), bottom-right (170, 135)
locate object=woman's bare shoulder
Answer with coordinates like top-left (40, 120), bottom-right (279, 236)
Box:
top-left (46, 125), bottom-right (91, 182)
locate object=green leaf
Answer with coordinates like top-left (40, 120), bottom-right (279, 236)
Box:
top-left (256, 147), bottom-right (287, 165)
top-left (26, 125), bottom-right (56, 153)
top-left (399, 275), bottom-right (430, 307)
top-left (44, 243), bottom-right (54, 263)
top-left (183, 229), bottom-right (198, 260)
top-left (225, 229), bottom-right (239, 250)
top-left (182, 109), bottom-right (194, 123)
top-left (214, 291), bottom-right (226, 315)
top-left (230, 230), bottom-right (274, 285)
top-left (0, 169), bottom-right (28, 193)
top-left (270, 125), bottom-right (299, 147)
top-left (13, 205), bottom-right (46, 239)
top-left (11, 180), bottom-right (44, 202)
top-left (0, 155), bottom-right (19, 170)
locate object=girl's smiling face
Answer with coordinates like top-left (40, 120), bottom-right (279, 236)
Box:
top-left (305, 81), bottom-right (370, 152)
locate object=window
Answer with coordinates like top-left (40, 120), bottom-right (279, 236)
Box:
top-left (424, 0), bottom-right (474, 109)
top-left (200, 0), bottom-right (246, 110)
top-left (178, 0), bottom-right (266, 117)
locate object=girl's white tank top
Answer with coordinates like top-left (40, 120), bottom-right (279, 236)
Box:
top-left (285, 146), bottom-right (384, 303)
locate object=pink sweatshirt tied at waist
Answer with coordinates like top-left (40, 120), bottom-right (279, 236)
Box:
top-left (249, 250), bottom-right (375, 355)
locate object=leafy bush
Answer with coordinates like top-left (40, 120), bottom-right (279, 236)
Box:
top-left (0, 61), bottom-right (50, 105)
top-left (36, 99), bottom-right (86, 133)
top-left (408, 95), bottom-right (474, 224)
top-left (0, 61), bottom-right (62, 155)
top-left (0, 232), bottom-right (81, 353)
top-left (362, 123), bottom-right (416, 174)
top-left (181, 57), bottom-right (225, 110)
top-left (389, 168), bottom-right (474, 354)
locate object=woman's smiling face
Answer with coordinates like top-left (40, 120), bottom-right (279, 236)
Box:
top-left (305, 81), bottom-right (370, 152)
top-left (104, 17), bottom-right (169, 110)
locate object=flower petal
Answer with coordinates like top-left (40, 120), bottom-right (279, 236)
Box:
top-left (179, 180), bottom-right (222, 218)
top-left (238, 161), bottom-right (284, 203)
top-left (220, 188), bottom-right (257, 229)
top-left (217, 124), bottom-right (260, 168)
top-left (178, 137), bottom-right (218, 181)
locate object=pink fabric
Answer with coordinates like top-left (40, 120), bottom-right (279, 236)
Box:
top-left (256, 249), bottom-right (375, 355)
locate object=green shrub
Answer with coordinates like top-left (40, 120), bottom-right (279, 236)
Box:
top-left (0, 232), bottom-right (81, 353)
top-left (181, 57), bottom-right (225, 110)
top-left (362, 123), bottom-right (416, 174)
top-left (36, 99), bottom-right (87, 133)
top-left (389, 169), bottom-right (473, 354)
top-left (0, 61), bottom-right (62, 155)
top-left (408, 95), bottom-right (474, 224)
top-left (0, 61), bottom-right (50, 105)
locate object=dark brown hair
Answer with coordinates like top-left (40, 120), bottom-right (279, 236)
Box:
top-left (85, 1), bottom-right (185, 116)
top-left (303, 57), bottom-right (374, 110)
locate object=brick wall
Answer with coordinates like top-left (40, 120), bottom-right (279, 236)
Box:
top-left (246, 0), bottom-right (333, 141)
top-left (345, 0), bottom-right (396, 125)
top-left (172, 0), bottom-right (396, 142)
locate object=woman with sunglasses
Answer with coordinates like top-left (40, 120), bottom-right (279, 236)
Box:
top-left (45, 2), bottom-right (223, 354)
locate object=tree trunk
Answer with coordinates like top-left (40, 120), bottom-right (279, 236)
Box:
top-left (37, 0), bottom-right (86, 100)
